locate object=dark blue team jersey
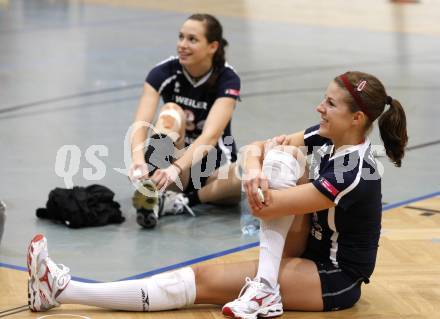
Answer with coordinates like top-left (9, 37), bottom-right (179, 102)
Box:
top-left (146, 56), bottom-right (241, 163)
top-left (303, 124), bottom-right (382, 282)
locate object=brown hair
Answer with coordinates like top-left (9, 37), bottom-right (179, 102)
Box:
top-left (335, 71), bottom-right (408, 167)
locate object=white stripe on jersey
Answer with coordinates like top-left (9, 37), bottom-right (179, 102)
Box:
top-left (217, 137), bottom-right (232, 163)
top-left (225, 62), bottom-right (234, 70)
top-left (328, 207), bottom-right (339, 268)
top-left (326, 140), bottom-right (371, 267)
top-left (155, 56), bottom-right (178, 66)
top-left (334, 139), bottom-right (370, 205)
top-left (158, 74), bottom-right (177, 94)
top-left (318, 269), bottom-right (342, 274)
top-left (225, 62), bottom-right (238, 73)
top-left (322, 278), bottom-right (364, 297)
top-left (182, 67), bottom-right (213, 87)
top-left (304, 129), bottom-right (320, 140)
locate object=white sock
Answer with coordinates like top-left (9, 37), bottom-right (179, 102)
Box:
top-left (57, 267), bottom-right (196, 311)
top-left (256, 216), bottom-right (294, 288)
top-left (256, 149), bottom-right (299, 288)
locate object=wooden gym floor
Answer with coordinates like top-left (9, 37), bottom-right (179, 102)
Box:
top-left (1, 194), bottom-right (440, 318)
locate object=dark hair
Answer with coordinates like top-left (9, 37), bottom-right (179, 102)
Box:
top-left (334, 71), bottom-right (408, 167)
top-left (187, 13), bottom-right (228, 87)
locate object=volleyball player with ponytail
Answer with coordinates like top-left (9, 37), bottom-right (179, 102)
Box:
top-left (221, 70), bottom-right (408, 317)
top-left (27, 71), bottom-right (408, 317)
top-left (129, 14), bottom-right (242, 227)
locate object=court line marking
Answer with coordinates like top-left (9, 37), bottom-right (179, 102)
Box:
top-left (0, 84), bottom-right (140, 115)
top-left (120, 190), bottom-right (440, 281)
top-left (0, 191), bottom-right (438, 283)
top-left (0, 305), bottom-right (28, 318)
top-left (405, 206), bottom-right (440, 214)
top-left (0, 305), bottom-right (27, 315)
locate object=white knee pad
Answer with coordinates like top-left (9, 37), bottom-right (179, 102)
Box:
top-left (146, 267), bottom-right (196, 311)
top-left (159, 109), bottom-right (182, 131)
top-left (263, 149), bottom-right (300, 189)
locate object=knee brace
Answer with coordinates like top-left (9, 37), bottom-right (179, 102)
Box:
top-left (145, 267), bottom-right (196, 311)
top-left (262, 149), bottom-right (300, 189)
top-left (159, 108), bottom-right (182, 131)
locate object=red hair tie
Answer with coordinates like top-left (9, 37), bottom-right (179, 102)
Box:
top-left (339, 73), bottom-right (371, 118)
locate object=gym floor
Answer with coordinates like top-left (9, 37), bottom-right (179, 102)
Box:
top-left (0, 0), bottom-right (439, 317)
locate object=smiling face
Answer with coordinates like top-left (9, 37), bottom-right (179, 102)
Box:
top-left (177, 19), bottom-right (218, 71)
top-left (316, 80), bottom-right (361, 144)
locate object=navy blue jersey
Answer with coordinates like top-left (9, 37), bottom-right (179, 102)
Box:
top-left (303, 124), bottom-right (382, 282)
top-left (146, 56), bottom-right (241, 163)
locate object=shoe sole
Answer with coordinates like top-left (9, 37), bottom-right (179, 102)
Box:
top-left (222, 303), bottom-right (283, 319)
top-left (27, 234), bottom-right (47, 311)
top-left (136, 210), bottom-right (158, 228)
top-left (132, 181), bottom-right (158, 211)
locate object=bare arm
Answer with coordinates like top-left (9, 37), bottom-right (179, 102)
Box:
top-left (174, 97), bottom-right (236, 170)
top-left (242, 130), bottom-right (307, 208)
top-left (252, 183), bottom-right (335, 221)
top-left (151, 96), bottom-right (237, 190)
top-left (131, 83), bottom-right (160, 165)
top-left (273, 130), bottom-right (306, 148)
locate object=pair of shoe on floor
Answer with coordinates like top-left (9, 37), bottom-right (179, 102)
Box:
top-left (132, 179), bottom-right (195, 228)
top-left (27, 234), bottom-right (283, 318)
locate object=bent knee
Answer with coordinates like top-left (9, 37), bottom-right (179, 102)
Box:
top-left (158, 103), bottom-right (186, 131)
top-left (162, 103), bottom-right (185, 117)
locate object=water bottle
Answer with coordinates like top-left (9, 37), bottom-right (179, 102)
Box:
top-left (240, 194), bottom-right (260, 236)
top-left (0, 200), bottom-right (6, 245)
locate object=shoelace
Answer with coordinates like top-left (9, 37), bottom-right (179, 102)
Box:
top-left (230, 278), bottom-right (271, 313)
top-left (42, 259), bottom-right (70, 305)
top-left (238, 278), bottom-right (267, 301)
top-left (173, 194), bottom-right (196, 217)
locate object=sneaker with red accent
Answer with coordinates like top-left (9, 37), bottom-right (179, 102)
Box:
top-left (222, 277), bottom-right (283, 319)
top-left (27, 234), bottom-right (71, 311)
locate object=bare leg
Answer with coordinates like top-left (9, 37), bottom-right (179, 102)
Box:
top-left (193, 260), bottom-right (258, 305)
top-left (155, 106), bottom-right (241, 202)
top-left (153, 103), bottom-right (191, 190)
top-left (283, 213), bottom-right (311, 258)
top-left (193, 257), bottom-right (323, 311)
top-left (198, 163), bottom-right (242, 205)
top-left (283, 165), bottom-right (311, 257)
top-left (278, 258), bottom-right (323, 311)
top-left (154, 103), bottom-right (186, 149)
top-left (29, 234), bottom-right (322, 312)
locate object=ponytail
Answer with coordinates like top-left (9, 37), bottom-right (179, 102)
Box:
top-left (212, 38), bottom-right (228, 70)
top-left (378, 98), bottom-right (408, 167)
top-left (336, 71), bottom-right (409, 167)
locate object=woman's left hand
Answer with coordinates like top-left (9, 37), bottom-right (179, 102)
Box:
top-left (151, 164), bottom-right (181, 192)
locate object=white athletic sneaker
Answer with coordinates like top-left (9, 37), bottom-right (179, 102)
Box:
top-left (222, 277), bottom-right (283, 319)
top-left (158, 191), bottom-right (195, 217)
top-left (134, 181), bottom-right (195, 228)
top-left (27, 234), bottom-right (71, 312)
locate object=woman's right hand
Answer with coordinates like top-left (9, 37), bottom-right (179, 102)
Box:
top-left (128, 162), bottom-right (149, 182)
top-left (264, 134), bottom-right (290, 155)
top-left (243, 165), bottom-right (270, 211)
